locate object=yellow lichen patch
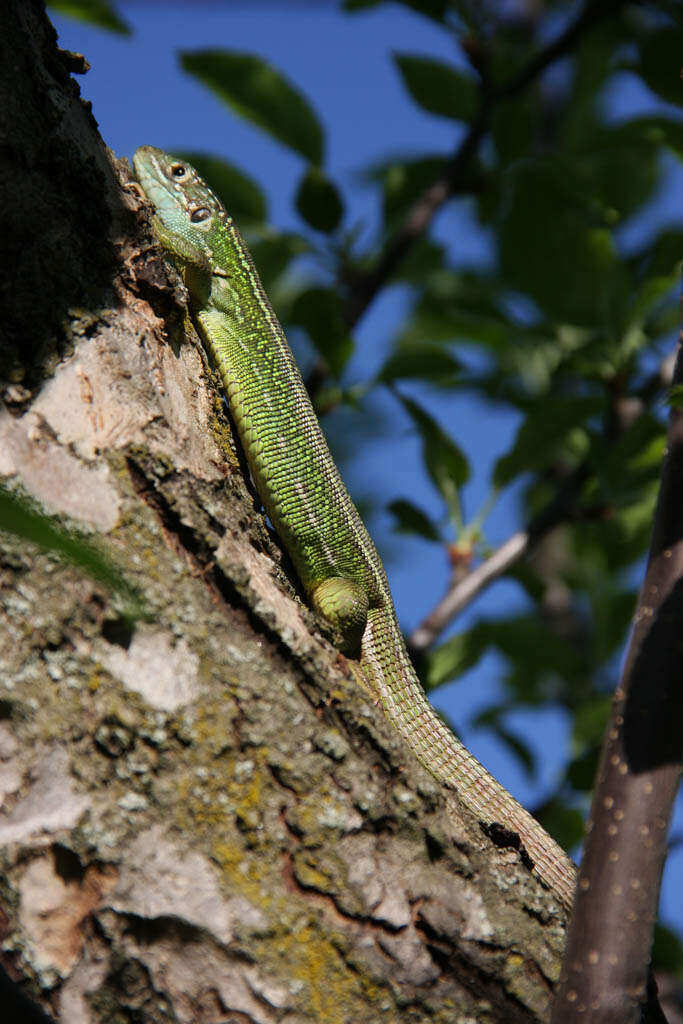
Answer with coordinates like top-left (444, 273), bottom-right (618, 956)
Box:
top-left (284, 785), bottom-right (357, 846)
top-left (87, 669), bottom-right (103, 692)
top-left (140, 547), bottom-right (160, 569)
top-left (234, 771), bottom-right (265, 829)
top-left (210, 840), bottom-right (273, 903)
top-left (184, 695), bottom-right (240, 759)
top-left (170, 778), bottom-right (275, 917)
top-left (177, 751), bottom-right (266, 838)
top-left (291, 853), bottom-right (335, 894)
top-left (273, 923), bottom-right (391, 1024)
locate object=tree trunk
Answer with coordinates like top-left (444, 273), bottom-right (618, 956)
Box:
top-left (0, 3), bottom-right (570, 1021)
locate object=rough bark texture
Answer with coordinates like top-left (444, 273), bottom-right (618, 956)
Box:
top-left (0, 3), bottom-right (570, 1022)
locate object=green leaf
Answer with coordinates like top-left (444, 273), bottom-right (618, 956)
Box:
top-left (394, 238), bottom-right (448, 287)
top-left (491, 616), bottom-right (583, 699)
top-left (344, 0), bottom-right (452, 23)
top-left (387, 499), bottom-right (441, 542)
top-left (638, 27), bottom-right (683, 106)
top-left (498, 161), bottom-right (626, 327)
top-left (493, 396), bottom-right (603, 488)
top-left (596, 414), bottom-right (665, 504)
top-left (400, 396), bottom-right (470, 506)
top-left (561, 27), bottom-right (621, 151)
top-left (493, 726), bottom-right (536, 776)
top-left (567, 746), bottom-right (600, 793)
top-left (572, 696), bottom-right (611, 746)
top-left (47, 0), bottom-right (130, 34)
top-left (642, 227), bottom-right (683, 279)
top-left (668, 384), bottom-right (683, 411)
top-left (0, 485), bottom-right (144, 620)
top-left (492, 94), bottom-right (535, 165)
top-left (289, 287), bottom-right (353, 377)
top-left (427, 613), bottom-right (584, 694)
top-left (180, 50), bottom-right (324, 164)
top-left (641, 299), bottom-right (680, 341)
top-left (399, 272), bottom-right (514, 352)
top-left (377, 340), bottom-right (462, 386)
top-left (175, 152), bottom-right (266, 224)
top-left (628, 274), bottom-right (680, 334)
top-left (655, 117), bottom-right (683, 157)
top-left (536, 798), bottom-right (585, 853)
top-left (574, 486), bottom-right (658, 575)
top-left (394, 54), bottom-right (477, 121)
top-left (424, 627), bottom-right (490, 689)
top-left (295, 168), bottom-right (344, 233)
top-left (591, 587), bottom-right (638, 664)
top-left (571, 119), bottom-right (662, 223)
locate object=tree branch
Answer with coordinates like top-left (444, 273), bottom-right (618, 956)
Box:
top-left (497, 0), bottom-right (625, 103)
top-left (551, 331), bottom-right (683, 1023)
top-left (343, 112), bottom-right (487, 327)
top-left (409, 352), bottom-right (676, 651)
top-left (410, 463), bottom-right (590, 650)
top-left (410, 529), bottom-right (529, 650)
top-left (343, 0), bottom-right (629, 328)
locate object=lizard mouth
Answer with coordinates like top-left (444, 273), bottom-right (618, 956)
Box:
top-left (132, 146), bottom-right (168, 200)
top-left (124, 181), bottom-right (146, 201)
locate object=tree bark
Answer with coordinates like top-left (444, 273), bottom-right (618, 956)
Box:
top-left (0, 4), bottom-right (572, 1022)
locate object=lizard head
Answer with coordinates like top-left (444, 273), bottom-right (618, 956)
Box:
top-left (132, 146), bottom-right (228, 277)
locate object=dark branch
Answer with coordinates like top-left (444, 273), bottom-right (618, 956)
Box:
top-left (344, 113), bottom-right (487, 327)
top-left (497, 0), bottom-right (625, 102)
top-left (551, 331), bottom-right (683, 1023)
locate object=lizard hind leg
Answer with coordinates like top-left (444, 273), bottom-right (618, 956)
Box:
top-left (311, 577), bottom-right (369, 657)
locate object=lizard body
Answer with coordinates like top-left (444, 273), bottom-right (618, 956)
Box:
top-left (133, 146), bottom-right (576, 910)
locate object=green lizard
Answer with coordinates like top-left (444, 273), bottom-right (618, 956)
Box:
top-left (132, 145), bottom-right (576, 911)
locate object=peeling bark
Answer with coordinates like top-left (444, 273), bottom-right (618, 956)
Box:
top-left (0, 3), bottom-right (571, 1022)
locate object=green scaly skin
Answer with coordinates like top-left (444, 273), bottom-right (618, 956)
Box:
top-left (133, 146), bottom-right (576, 911)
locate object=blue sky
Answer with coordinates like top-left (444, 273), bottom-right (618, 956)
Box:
top-left (49, 1), bottom-right (682, 925)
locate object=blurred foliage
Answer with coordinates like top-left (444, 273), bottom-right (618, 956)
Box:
top-left (296, 168), bottom-right (345, 234)
top-left (290, 287), bottom-right (353, 377)
top-left (180, 50), bottom-right (324, 165)
top-left (50, 0), bottom-right (682, 877)
top-left (394, 53), bottom-right (478, 121)
top-left (48, 0), bottom-right (129, 35)
top-left (0, 485), bottom-right (145, 621)
top-left (652, 923), bottom-right (683, 980)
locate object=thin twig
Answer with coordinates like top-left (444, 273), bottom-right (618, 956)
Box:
top-left (410, 529), bottom-right (529, 649)
top-left (410, 462), bottom-right (590, 649)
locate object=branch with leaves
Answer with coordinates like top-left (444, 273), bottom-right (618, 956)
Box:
top-left (344, 0), bottom-right (630, 327)
top-left (411, 353), bottom-right (677, 651)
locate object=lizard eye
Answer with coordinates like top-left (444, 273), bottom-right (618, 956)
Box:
top-left (169, 163), bottom-right (187, 178)
top-left (190, 207), bottom-right (211, 223)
